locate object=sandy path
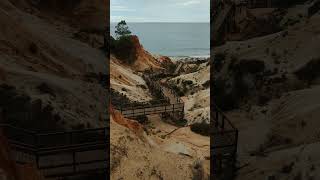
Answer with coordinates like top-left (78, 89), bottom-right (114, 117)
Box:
top-left (147, 114), bottom-right (209, 159)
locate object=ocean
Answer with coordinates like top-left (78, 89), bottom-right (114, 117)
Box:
top-left (110, 22), bottom-right (210, 58)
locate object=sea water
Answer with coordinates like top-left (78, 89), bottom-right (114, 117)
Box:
top-left (110, 22), bottom-right (210, 58)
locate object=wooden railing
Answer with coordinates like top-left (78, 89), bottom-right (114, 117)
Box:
top-left (0, 124), bottom-right (108, 178)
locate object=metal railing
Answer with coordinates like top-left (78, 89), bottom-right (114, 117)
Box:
top-left (212, 104), bottom-right (236, 131)
top-left (119, 103), bottom-right (184, 118)
top-left (211, 103), bottom-right (238, 176)
top-left (0, 124), bottom-right (108, 178)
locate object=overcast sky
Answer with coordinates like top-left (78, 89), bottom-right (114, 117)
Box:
top-left (111, 0), bottom-right (209, 23)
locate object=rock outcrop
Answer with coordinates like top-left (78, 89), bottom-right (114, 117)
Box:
top-left (111, 35), bottom-right (162, 72)
top-left (129, 35), bottom-right (162, 71)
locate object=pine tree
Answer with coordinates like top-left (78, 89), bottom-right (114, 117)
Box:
top-left (115, 20), bottom-right (131, 39)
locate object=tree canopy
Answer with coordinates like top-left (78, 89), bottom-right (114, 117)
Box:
top-left (115, 20), bottom-right (131, 39)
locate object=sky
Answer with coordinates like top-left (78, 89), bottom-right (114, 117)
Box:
top-left (111, 0), bottom-right (210, 23)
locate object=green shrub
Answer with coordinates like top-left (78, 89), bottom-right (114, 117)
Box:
top-left (115, 20), bottom-right (131, 39)
top-left (183, 80), bottom-right (193, 86)
top-left (202, 80), bottom-right (210, 88)
top-left (175, 118), bottom-right (188, 127)
top-left (190, 121), bottom-right (210, 136)
top-left (167, 63), bottom-right (177, 73)
top-left (111, 36), bottom-right (136, 64)
top-left (171, 85), bottom-right (185, 97)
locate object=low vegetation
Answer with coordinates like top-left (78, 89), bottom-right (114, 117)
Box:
top-left (110, 36), bottom-right (136, 64)
top-left (202, 80), bottom-right (210, 88)
top-left (110, 89), bottom-right (146, 108)
top-left (190, 121), bottom-right (211, 136)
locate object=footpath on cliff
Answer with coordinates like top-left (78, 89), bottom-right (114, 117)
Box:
top-left (110, 34), bottom-right (210, 179)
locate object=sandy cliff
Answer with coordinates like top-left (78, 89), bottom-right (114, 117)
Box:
top-left (110, 35), bottom-right (164, 103)
top-left (213, 3), bottom-right (320, 179)
top-left (110, 54), bottom-right (153, 103)
top-left (0, 0), bottom-right (108, 130)
top-left (0, 0), bottom-right (108, 178)
top-left (168, 61), bottom-right (210, 124)
top-left (130, 35), bottom-right (162, 72)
